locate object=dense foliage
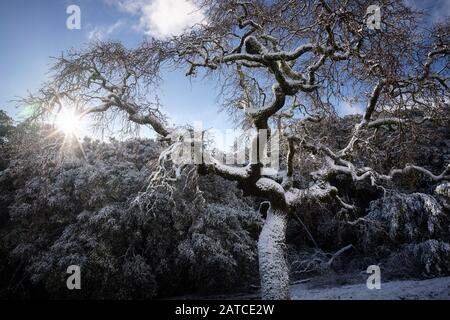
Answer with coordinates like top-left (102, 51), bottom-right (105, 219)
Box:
top-left (0, 122), bottom-right (261, 299)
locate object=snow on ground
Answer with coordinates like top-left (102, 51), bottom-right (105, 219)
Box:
top-left (174, 277), bottom-right (450, 300)
top-left (292, 277), bottom-right (450, 300)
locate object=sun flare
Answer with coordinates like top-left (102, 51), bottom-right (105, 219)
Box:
top-left (55, 110), bottom-right (85, 137)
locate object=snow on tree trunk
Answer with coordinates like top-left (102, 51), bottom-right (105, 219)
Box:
top-left (258, 207), bottom-right (290, 300)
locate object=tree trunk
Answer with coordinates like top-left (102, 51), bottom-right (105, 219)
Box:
top-left (258, 207), bottom-right (290, 300)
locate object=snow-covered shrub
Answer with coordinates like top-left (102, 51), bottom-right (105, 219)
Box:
top-left (360, 193), bottom-right (448, 248)
top-left (385, 240), bottom-right (450, 278)
top-left (176, 202), bottom-right (260, 292)
top-left (0, 128), bottom-right (261, 298)
top-left (435, 182), bottom-right (450, 209)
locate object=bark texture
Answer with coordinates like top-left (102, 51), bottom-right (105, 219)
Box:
top-left (258, 208), bottom-right (290, 300)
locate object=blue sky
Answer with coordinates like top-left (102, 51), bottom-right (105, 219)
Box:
top-left (0, 0), bottom-right (448, 136)
top-left (0, 0), bottom-right (224, 134)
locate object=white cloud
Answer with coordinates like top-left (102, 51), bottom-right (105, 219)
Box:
top-left (339, 101), bottom-right (364, 116)
top-left (88, 20), bottom-right (125, 41)
top-left (110, 0), bottom-right (205, 39)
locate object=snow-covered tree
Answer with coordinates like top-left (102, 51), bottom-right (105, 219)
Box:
top-left (22, 0), bottom-right (449, 299)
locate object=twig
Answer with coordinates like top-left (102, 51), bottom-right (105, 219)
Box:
top-left (326, 244), bottom-right (353, 267)
top-left (293, 213), bottom-right (319, 249)
top-left (291, 278), bottom-right (313, 285)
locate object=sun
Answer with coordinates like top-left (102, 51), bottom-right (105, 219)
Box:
top-left (55, 109), bottom-right (85, 137)
top-left (51, 108), bottom-right (88, 155)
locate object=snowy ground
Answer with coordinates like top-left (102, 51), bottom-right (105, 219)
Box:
top-left (291, 277), bottom-right (450, 300)
top-left (174, 276), bottom-right (450, 300)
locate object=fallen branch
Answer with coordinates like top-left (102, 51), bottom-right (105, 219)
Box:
top-left (326, 244), bottom-right (353, 267)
